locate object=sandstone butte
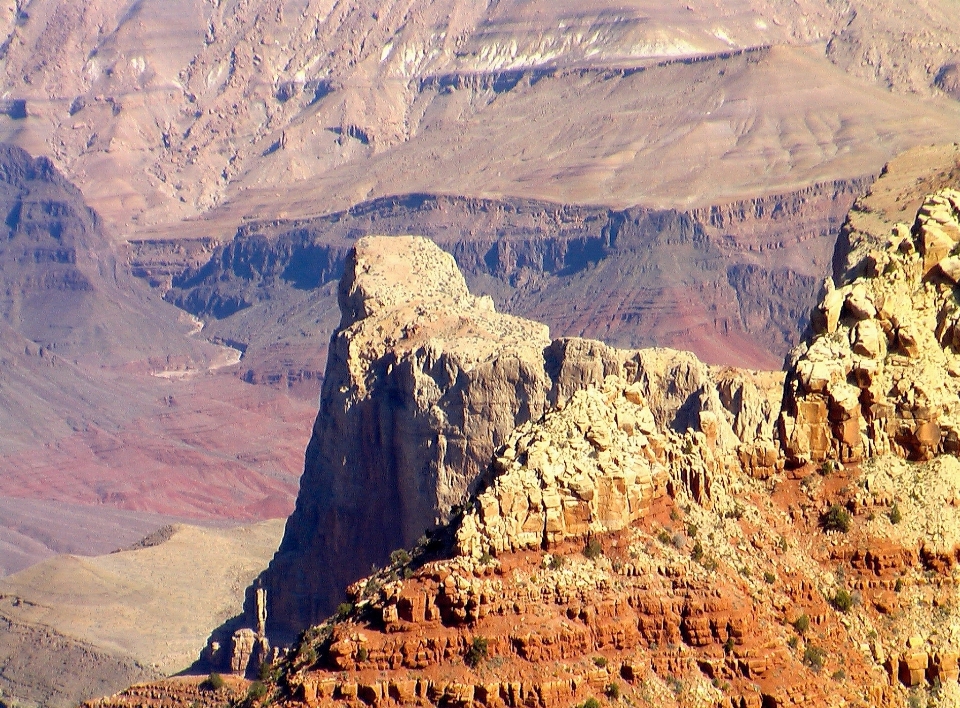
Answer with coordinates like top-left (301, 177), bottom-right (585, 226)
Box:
top-left (89, 168), bottom-right (960, 708)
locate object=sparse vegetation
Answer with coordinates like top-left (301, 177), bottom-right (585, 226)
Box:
top-left (763, 571), bottom-right (776, 584)
top-left (246, 681), bottom-right (268, 702)
top-left (606, 682), bottom-right (621, 700)
top-left (583, 537), bottom-right (603, 560)
top-left (819, 460), bottom-right (836, 476)
top-left (656, 529), bottom-right (672, 545)
top-left (479, 551), bottom-right (494, 565)
top-left (832, 588), bottom-right (854, 612)
top-left (687, 523), bottom-right (698, 538)
top-left (201, 673), bottom-right (225, 691)
top-left (465, 636), bottom-right (489, 668)
top-left (803, 645), bottom-right (827, 672)
top-left (390, 548), bottom-right (411, 565)
top-left (724, 636), bottom-right (735, 654)
top-left (787, 635), bottom-right (799, 649)
top-left (336, 602), bottom-right (354, 617)
top-left (724, 503), bottom-right (745, 520)
top-left (822, 504), bottom-right (852, 533)
top-left (889, 503), bottom-right (902, 525)
top-left (582, 698), bottom-right (602, 708)
top-left (593, 656), bottom-right (608, 668)
top-left (792, 614), bottom-right (810, 634)
top-left (356, 647), bottom-right (369, 662)
top-left (547, 554), bottom-right (566, 570)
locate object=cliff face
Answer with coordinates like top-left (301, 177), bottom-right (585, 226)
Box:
top-left (161, 178), bottom-right (866, 400)
top-left (258, 236), bottom-right (781, 646)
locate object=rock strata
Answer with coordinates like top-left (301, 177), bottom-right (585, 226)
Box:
top-left (257, 236), bottom-right (782, 645)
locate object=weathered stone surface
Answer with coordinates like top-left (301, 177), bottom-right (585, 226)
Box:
top-left (782, 189), bottom-right (960, 464)
top-left (257, 237), bottom-right (783, 642)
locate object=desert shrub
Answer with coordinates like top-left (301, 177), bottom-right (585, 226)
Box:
top-left (787, 635), bottom-right (799, 649)
top-left (479, 551), bottom-right (494, 565)
top-left (583, 537), bottom-right (603, 560)
top-left (257, 660), bottom-right (273, 681)
top-left (592, 656), bottom-right (608, 668)
top-left (803, 645), bottom-right (827, 671)
top-left (832, 588), bottom-right (854, 612)
top-left (547, 554), bottom-right (566, 570)
top-left (336, 602), bottom-right (354, 617)
top-left (246, 681), bottom-right (268, 702)
top-left (723, 636), bottom-right (735, 654)
top-left (724, 503), bottom-right (744, 520)
top-left (822, 505), bottom-right (851, 533)
top-left (889, 504), bottom-right (902, 525)
top-left (465, 636), bottom-right (488, 667)
top-left (691, 541), bottom-right (704, 562)
top-left (687, 523), bottom-right (698, 538)
top-left (390, 548), bottom-right (411, 565)
top-left (792, 614), bottom-right (810, 634)
top-left (656, 530), bottom-right (671, 545)
top-left (831, 669), bottom-right (846, 681)
top-left (582, 698), bottom-right (602, 708)
top-left (819, 460), bottom-right (836, 476)
top-left (670, 533), bottom-right (686, 549)
top-left (895, 577), bottom-right (905, 592)
top-left (356, 647), bottom-right (369, 662)
top-left (763, 571), bottom-right (776, 584)
top-left (606, 682), bottom-right (621, 700)
top-left (201, 673), bottom-right (225, 691)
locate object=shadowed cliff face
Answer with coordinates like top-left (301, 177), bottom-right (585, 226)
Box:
top-left (256, 236), bottom-right (782, 645)
top-left (162, 178), bottom-right (867, 396)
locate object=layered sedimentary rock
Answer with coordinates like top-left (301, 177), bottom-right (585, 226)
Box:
top-left (781, 188), bottom-right (960, 464)
top-left (258, 236), bottom-right (782, 646)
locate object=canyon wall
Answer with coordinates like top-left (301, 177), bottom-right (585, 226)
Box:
top-left (256, 236), bottom-right (782, 646)
top-left (157, 177), bottom-right (867, 399)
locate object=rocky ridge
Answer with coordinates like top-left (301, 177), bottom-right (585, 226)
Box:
top-left (782, 187), bottom-right (960, 464)
top-left (253, 235), bottom-right (784, 650)
top-left (89, 166), bottom-right (960, 708)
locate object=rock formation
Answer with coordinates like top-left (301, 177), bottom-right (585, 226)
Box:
top-left (91, 168), bottom-right (960, 708)
top-left (781, 188), bottom-right (960, 464)
top-left (256, 236), bottom-right (781, 647)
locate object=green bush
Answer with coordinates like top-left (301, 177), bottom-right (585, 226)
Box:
top-left (832, 588), bottom-right (854, 612)
top-left (465, 636), bottom-right (488, 667)
top-left (803, 645), bottom-right (827, 672)
top-left (691, 541), bottom-right (704, 562)
top-left (201, 673), bottom-right (225, 691)
top-left (822, 505), bottom-right (851, 533)
top-left (390, 548), bottom-right (411, 565)
top-left (606, 682), bottom-right (621, 700)
top-left (583, 537), bottom-right (603, 560)
top-left (792, 614), bottom-right (810, 634)
top-left (336, 602), bottom-right (354, 617)
top-left (246, 681), bottom-right (268, 702)
top-left (356, 647), bottom-right (369, 662)
top-left (547, 554), bottom-right (566, 570)
top-left (889, 504), bottom-right (902, 525)
top-left (583, 698), bottom-right (602, 708)
top-left (479, 551), bottom-right (494, 565)
top-left (592, 656), bottom-right (608, 668)
top-left (763, 571), bottom-right (776, 584)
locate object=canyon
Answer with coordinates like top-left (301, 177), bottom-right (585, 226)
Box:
top-left (92, 153), bottom-right (960, 707)
top-left (2, 1), bottom-right (960, 707)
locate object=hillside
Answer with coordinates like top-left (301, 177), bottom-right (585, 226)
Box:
top-left (0, 520), bottom-right (285, 708)
top-left (89, 158), bottom-right (960, 707)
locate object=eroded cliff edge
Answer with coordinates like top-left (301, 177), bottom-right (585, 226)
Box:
top-left (248, 235), bottom-right (782, 649)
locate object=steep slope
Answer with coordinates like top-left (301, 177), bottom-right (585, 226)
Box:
top-left (0, 520), bottom-right (284, 708)
top-left (0, 144), bottom-right (315, 574)
top-left (243, 235), bottom-right (782, 649)
top-left (0, 1), bottom-right (955, 233)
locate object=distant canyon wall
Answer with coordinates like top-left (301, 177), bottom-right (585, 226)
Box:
top-left (147, 176), bottom-right (868, 390)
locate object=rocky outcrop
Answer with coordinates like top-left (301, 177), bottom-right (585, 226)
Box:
top-left (256, 236), bottom-right (783, 645)
top-left (781, 189), bottom-right (960, 464)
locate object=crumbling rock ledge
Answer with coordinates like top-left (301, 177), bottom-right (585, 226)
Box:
top-left (254, 236), bottom-right (783, 649)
